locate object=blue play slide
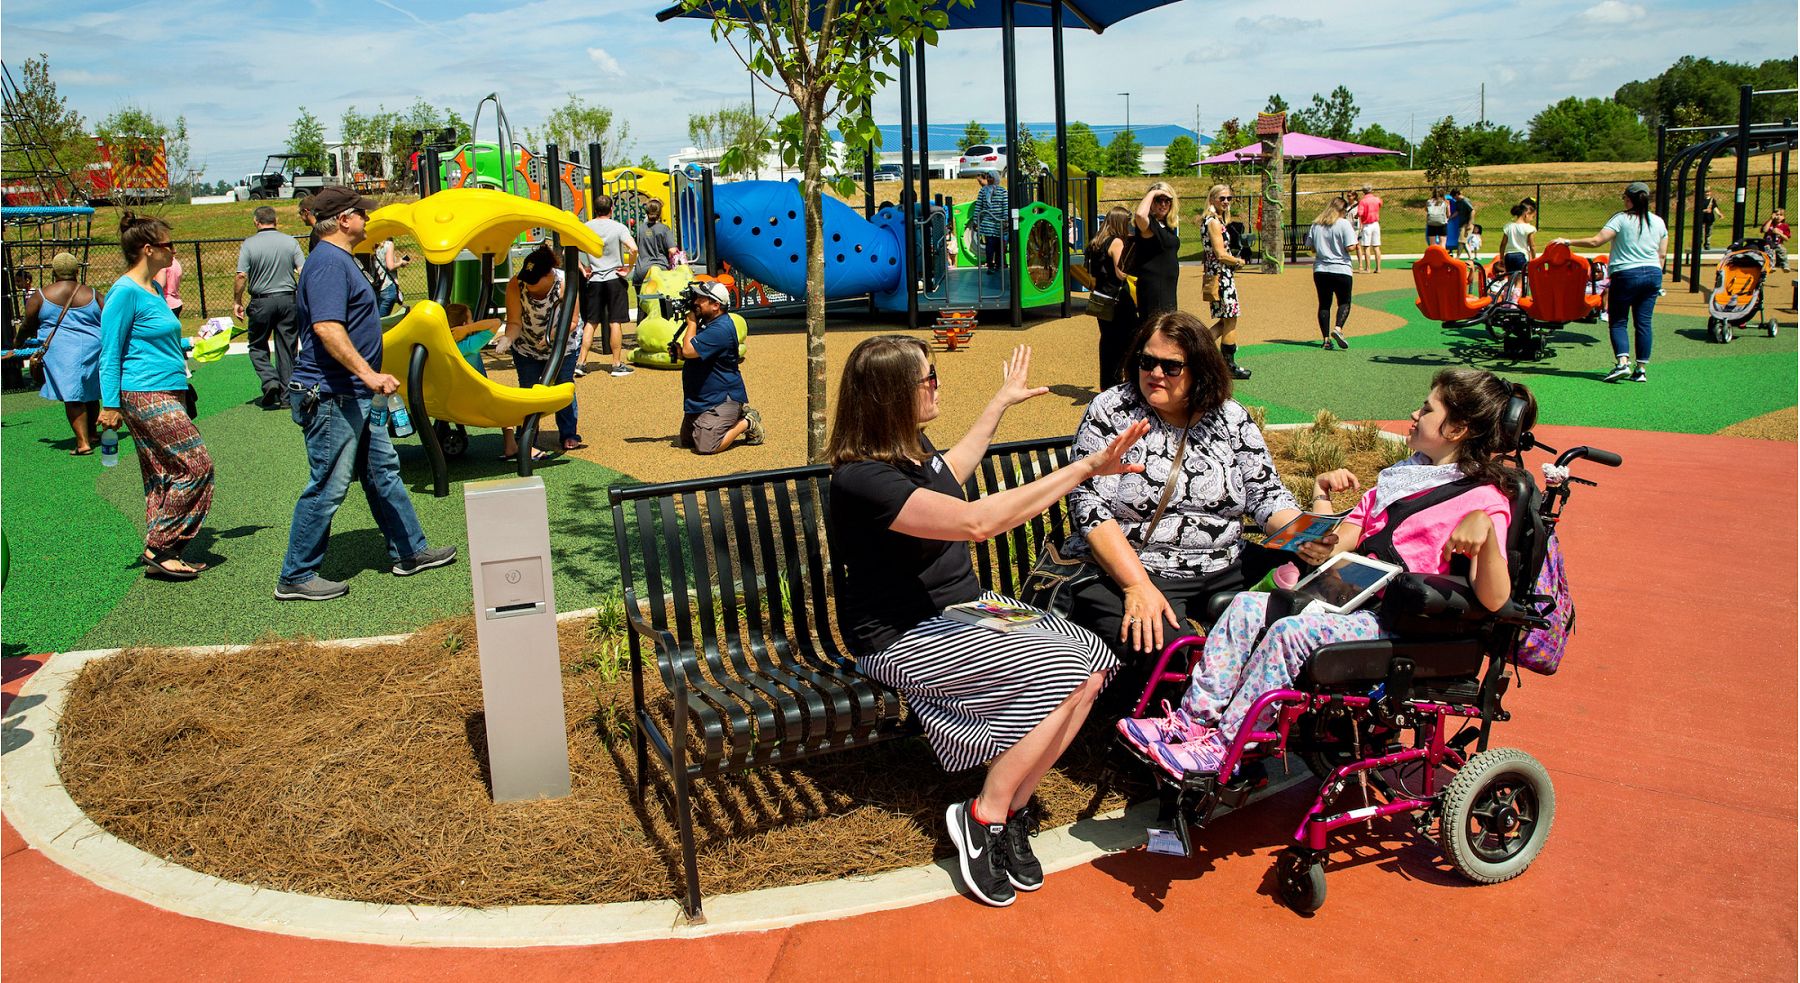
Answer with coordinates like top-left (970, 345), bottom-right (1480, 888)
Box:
top-left (697, 180), bottom-right (913, 312)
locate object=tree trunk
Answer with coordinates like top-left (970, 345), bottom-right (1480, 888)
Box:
top-left (800, 96), bottom-right (830, 464)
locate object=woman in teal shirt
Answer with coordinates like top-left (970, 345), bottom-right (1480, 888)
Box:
top-left (97, 212), bottom-right (214, 580)
top-left (1557, 181), bottom-right (1668, 384)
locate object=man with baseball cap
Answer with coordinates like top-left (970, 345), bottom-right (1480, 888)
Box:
top-left (276, 186), bottom-right (456, 601)
top-left (671, 277), bottom-right (763, 454)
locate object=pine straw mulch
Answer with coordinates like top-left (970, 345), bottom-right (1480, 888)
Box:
top-left (55, 420), bottom-right (1398, 909)
top-left (56, 616), bottom-right (1152, 908)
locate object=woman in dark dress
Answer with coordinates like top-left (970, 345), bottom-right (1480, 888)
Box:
top-left (1083, 206), bottom-right (1139, 388)
top-left (828, 336), bottom-right (1146, 909)
top-left (1128, 182), bottom-right (1181, 324)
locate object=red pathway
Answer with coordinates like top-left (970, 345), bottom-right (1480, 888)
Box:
top-left (4, 425), bottom-right (1795, 981)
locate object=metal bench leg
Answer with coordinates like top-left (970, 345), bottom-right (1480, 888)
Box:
top-left (671, 743), bottom-right (705, 923)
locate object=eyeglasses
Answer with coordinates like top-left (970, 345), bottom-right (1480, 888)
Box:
top-left (1134, 353), bottom-right (1186, 377)
top-left (917, 366), bottom-right (939, 390)
top-left (342, 208), bottom-right (367, 221)
top-left (1216, 196), bottom-right (1234, 202)
top-left (151, 240), bottom-right (175, 249)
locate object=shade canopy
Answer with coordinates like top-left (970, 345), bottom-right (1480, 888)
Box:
top-left (1200, 132), bottom-right (1404, 165)
top-left (656, 0), bottom-right (1183, 33)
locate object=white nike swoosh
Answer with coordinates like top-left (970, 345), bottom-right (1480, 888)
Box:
top-left (969, 842), bottom-right (984, 859)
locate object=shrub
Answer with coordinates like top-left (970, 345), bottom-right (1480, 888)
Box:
top-left (1346, 421), bottom-right (1385, 452)
top-left (1378, 435), bottom-right (1415, 467)
top-left (1245, 404), bottom-right (1268, 429)
top-left (1291, 427), bottom-right (1347, 475)
top-left (1282, 473), bottom-right (1317, 506)
top-left (1310, 409), bottom-right (1340, 436)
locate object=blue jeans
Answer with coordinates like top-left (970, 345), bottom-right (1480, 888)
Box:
top-left (512, 350), bottom-right (580, 444)
top-left (1607, 265), bottom-right (1662, 362)
top-left (279, 392), bottom-right (428, 586)
top-left (377, 283), bottom-right (400, 317)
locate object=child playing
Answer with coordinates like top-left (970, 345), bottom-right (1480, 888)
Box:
top-left (1118, 368), bottom-right (1535, 777)
top-left (1461, 224), bottom-right (1485, 265)
top-left (446, 302), bottom-right (540, 462)
top-left (1501, 204), bottom-right (1537, 276)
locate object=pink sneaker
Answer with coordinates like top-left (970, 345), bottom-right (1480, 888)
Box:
top-left (1146, 733), bottom-right (1226, 780)
top-left (1116, 701), bottom-right (1215, 753)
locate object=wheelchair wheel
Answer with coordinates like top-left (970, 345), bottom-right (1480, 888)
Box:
top-left (1274, 848), bottom-right (1326, 914)
top-left (1439, 747), bottom-right (1555, 885)
top-left (440, 425), bottom-right (469, 459)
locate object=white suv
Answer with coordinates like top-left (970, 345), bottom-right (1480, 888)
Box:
top-left (957, 144), bottom-right (1008, 176)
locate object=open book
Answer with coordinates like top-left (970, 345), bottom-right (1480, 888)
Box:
top-left (1257, 509), bottom-right (1353, 552)
top-left (943, 597), bottom-right (1046, 632)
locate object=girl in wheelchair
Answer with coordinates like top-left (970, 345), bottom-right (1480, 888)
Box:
top-left (1118, 368), bottom-right (1536, 778)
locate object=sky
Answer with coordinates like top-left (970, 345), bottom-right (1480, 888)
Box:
top-left (4, 0), bottom-right (1795, 184)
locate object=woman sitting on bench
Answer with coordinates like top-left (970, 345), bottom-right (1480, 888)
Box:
top-left (1118, 369), bottom-right (1536, 777)
top-left (827, 336), bottom-right (1148, 909)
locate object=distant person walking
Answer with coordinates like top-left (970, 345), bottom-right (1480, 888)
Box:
top-left (631, 199), bottom-right (678, 291)
top-left (1083, 206), bottom-right (1139, 387)
top-left (19, 251), bottom-right (105, 453)
top-left (276, 187), bottom-right (457, 601)
top-left (1446, 189), bottom-right (1476, 256)
top-left (1501, 202), bottom-right (1538, 276)
top-left (1200, 183), bottom-right (1252, 380)
top-left (1425, 189), bottom-right (1450, 247)
top-left (1307, 197), bottom-right (1355, 350)
top-left (975, 171), bottom-right (1009, 272)
top-left (1700, 187), bottom-right (1722, 250)
top-left (577, 194), bottom-right (637, 378)
top-left (1556, 181), bottom-right (1667, 385)
top-left (234, 205), bottom-right (306, 407)
top-left (1355, 183), bottom-right (1383, 273)
top-left (498, 244), bottom-right (585, 451)
top-left (98, 212), bottom-right (214, 581)
top-left (372, 238), bottom-right (409, 317)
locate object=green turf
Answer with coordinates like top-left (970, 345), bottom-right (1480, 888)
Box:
top-left (1229, 285), bottom-right (1798, 432)
top-left (3, 357), bottom-right (633, 655)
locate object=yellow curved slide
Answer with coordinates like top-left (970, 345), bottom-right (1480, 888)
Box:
top-left (383, 301), bottom-right (573, 429)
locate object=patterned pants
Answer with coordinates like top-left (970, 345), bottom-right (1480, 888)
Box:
top-left (120, 390), bottom-right (213, 560)
top-left (1179, 592), bottom-right (1386, 740)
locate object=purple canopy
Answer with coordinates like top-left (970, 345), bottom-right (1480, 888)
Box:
top-left (1200, 132), bottom-right (1403, 165)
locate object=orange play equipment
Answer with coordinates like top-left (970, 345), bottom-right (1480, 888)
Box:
top-left (1412, 245), bottom-right (1491, 323)
top-left (1518, 242), bottom-right (1608, 324)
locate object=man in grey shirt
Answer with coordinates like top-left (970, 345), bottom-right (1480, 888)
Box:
top-left (234, 205), bottom-right (306, 406)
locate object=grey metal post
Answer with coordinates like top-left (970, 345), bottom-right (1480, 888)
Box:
top-left (1732, 84), bottom-right (1753, 243)
top-left (1654, 124), bottom-right (1668, 216)
top-left (898, 46), bottom-right (919, 329)
top-left (1001, 0), bottom-right (1024, 327)
top-left (1051, 0), bottom-right (1071, 316)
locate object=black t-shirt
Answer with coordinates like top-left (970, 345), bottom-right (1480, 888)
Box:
top-left (829, 435), bottom-right (982, 655)
top-left (1450, 197), bottom-right (1473, 223)
top-left (1129, 218), bottom-right (1180, 314)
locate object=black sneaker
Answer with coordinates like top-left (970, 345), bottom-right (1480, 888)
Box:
top-left (945, 799), bottom-right (1015, 907)
top-left (1631, 365), bottom-right (1648, 383)
top-left (260, 387), bottom-right (283, 408)
top-left (1230, 362), bottom-right (1253, 380)
top-left (392, 545), bottom-right (457, 576)
top-left (1000, 805), bottom-right (1044, 891)
top-left (1330, 329), bottom-right (1349, 350)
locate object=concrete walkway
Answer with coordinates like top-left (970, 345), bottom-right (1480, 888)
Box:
top-left (3, 425), bottom-right (1794, 981)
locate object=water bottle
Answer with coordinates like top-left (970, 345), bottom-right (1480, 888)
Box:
top-left (99, 427), bottom-right (119, 468)
top-left (388, 394), bottom-right (414, 438)
top-left (369, 394), bottom-right (389, 429)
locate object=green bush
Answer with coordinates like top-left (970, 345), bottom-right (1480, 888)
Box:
top-left (1291, 427), bottom-right (1347, 475)
top-left (1310, 409), bottom-right (1341, 436)
top-left (1346, 421), bottom-right (1385, 452)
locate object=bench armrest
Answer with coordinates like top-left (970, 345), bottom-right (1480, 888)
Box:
top-left (625, 606), bottom-right (688, 703)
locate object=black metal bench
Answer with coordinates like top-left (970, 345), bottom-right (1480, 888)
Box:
top-left (608, 435), bottom-right (1075, 920)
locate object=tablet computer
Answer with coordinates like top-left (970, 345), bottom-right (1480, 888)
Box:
top-left (1293, 553), bottom-right (1405, 615)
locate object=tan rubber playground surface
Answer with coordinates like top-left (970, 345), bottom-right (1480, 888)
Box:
top-left (4, 423), bottom-right (1795, 980)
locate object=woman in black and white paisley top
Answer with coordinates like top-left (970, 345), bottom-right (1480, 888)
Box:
top-left (1065, 309), bottom-right (1322, 681)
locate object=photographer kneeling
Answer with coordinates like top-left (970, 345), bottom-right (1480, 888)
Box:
top-left (670, 278), bottom-right (765, 453)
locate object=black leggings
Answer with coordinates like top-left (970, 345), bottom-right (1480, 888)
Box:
top-left (1313, 271), bottom-right (1352, 335)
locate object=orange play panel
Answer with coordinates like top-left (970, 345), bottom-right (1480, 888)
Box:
top-left (3, 425), bottom-right (1794, 979)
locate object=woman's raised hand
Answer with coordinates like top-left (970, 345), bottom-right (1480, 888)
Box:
top-left (1085, 419), bottom-right (1152, 477)
top-left (994, 344), bottom-right (1050, 407)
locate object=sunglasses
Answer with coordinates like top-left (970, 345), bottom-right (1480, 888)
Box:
top-left (151, 240), bottom-right (175, 249)
top-left (917, 366), bottom-right (939, 390)
top-left (1134, 353), bottom-right (1186, 377)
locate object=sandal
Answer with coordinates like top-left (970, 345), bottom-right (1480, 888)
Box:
top-left (142, 552), bottom-right (202, 581)
top-left (71, 447), bottom-right (94, 456)
top-left (497, 448), bottom-right (550, 462)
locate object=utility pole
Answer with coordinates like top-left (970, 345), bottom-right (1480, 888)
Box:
top-left (1118, 92), bottom-right (1131, 136)
top-left (1408, 113), bottom-right (1414, 168)
top-left (1479, 83), bottom-right (1485, 126)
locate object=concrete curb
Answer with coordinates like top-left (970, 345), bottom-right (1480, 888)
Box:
top-left (4, 641), bottom-right (1306, 947)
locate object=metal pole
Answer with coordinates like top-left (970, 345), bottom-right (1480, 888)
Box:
top-left (898, 46), bottom-right (919, 330)
top-left (1052, 0), bottom-right (1070, 317)
top-left (700, 167), bottom-right (717, 274)
top-left (546, 143), bottom-right (562, 210)
top-left (422, 148), bottom-right (444, 299)
top-left (1691, 146), bottom-right (1716, 290)
top-left (917, 43), bottom-right (933, 260)
top-left (192, 241), bottom-right (206, 317)
top-left (1002, 0), bottom-right (1023, 326)
top-left (588, 142), bottom-right (606, 203)
top-left (1732, 84), bottom-right (1753, 243)
top-left (1288, 164), bottom-right (1298, 264)
top-left (1654, 124), bottom-right (1668, 217)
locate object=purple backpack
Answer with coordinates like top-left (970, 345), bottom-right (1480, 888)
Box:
top-left (1516, 532), bottom-right (1573, 675)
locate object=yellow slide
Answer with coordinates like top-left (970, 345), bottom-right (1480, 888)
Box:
top-left (383, 301), bottom-right (572, 430)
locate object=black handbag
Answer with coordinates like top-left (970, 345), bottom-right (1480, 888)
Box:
top-left (1085, 290), bottom-right (1119, 321)
top-left (1020, 424), bottom-right (1188, 617)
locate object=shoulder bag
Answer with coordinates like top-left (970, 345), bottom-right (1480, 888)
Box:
top-left (1021, 423), bottom-right (1189, 618)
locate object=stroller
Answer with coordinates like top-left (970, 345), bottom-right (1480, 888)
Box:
top-left (1114, 419), bottom-right (1621, 914)
top-left (1706, 238), bottom-right (1775, 343)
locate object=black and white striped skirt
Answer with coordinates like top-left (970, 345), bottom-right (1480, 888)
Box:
top-left (858, 592), bottom-right (1119, 772)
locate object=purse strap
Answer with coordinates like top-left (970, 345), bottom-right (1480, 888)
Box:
top-left (30, 288), bottom-right (77, 357)
top-left (1133, 420), bottom-right (1189, 549)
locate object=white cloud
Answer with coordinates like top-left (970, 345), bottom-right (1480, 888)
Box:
top-left (587, 46), bottom-right (624, 76)
top-left (1579, 1), bottom-right (1646, 24)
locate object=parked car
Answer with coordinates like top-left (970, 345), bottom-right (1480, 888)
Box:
top-left (957, 144), bottom-right (1008, 174)
top-left (873, 163), bottom-right (903, 182)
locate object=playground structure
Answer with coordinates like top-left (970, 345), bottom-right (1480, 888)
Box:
top-left (629, 264), bottom-right (747, 370)
top-left (1412, 242), bottom-right (1609, 361)
top-left (1653, 83), bottom-right (1797, 291)
top-left (357, 188), bottom-right (599, 496)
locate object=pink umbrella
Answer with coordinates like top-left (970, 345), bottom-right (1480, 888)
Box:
top-left (1200, 132), bottom-right (1403, 165)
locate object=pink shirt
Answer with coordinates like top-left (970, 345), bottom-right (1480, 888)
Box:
top-left (1358, 195), bottom-right (1383, 225)
top-left (153, 258), bottom-right (183, 311)
top-left (1346, 483), bottom-right (1511, 576)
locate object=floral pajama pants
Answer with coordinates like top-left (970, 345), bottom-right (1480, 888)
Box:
top-left (1179, 591), bottom-right (1387, 740)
